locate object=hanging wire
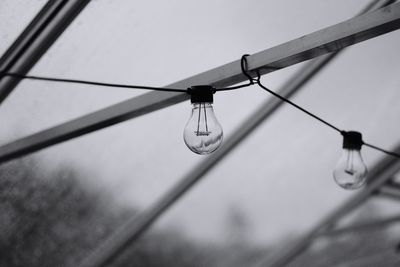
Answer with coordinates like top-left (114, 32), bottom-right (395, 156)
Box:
top-left (255, 73), bottom-right (400, 159)
top-left (0, 71), bottom-right (253, 93)
top-left (363, 142), bottom-right (400, 158)
top-left (1, 54), bottom-right (399, 159)
top-left (256, 72), bottom-right (343, 133)
top-left (0, 72), bottom-right (188, 92)
top-left (238, 55), bottom-right (400, 159)
top-left (215, 54), bottom-right (256, 92)
top-left (214, 82), bottom-right (253, 91)
top-left (237, 55), bottom-right (342, 133)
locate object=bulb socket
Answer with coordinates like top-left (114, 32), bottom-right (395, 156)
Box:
top-left (188, 85), bottom-right (215, 103)
top-left (342, 131), bottom-right (363, 150)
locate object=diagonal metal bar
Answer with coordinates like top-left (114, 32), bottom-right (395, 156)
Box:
top-left (256, 143), bottom-right (400, 267)
top-left (0, 0), bottom-right (91, 104)
top-left (319, 214), bottom-right (400, 237)
top-left (319, 247), bottom-right (400, 267)
top-left (1, 1), bottom-right (400, 163)
top-left (0, 1), bottom-right (65, 70)
top-left (335, 252), bottom-right (400, 267)
top-left (376, 184), bottom-right (400, 200)
top-left (77, 1), bottom-right (395, 265)
top-left (77, 59), bottom-right (341, 267)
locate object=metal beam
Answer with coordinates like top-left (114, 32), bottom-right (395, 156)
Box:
top-left (77, 57), bottom-right (339, 267)
top-left (77, 1), bottom-right (395, 265)
top-left (334, 250), bottom-right (400, 267)
top-left (377, 184), bottom-right (400, 200)
top-left (0, 0), bottom-right (91, 104)
top-left (2, 1), bottom-right (400, 163)
top-left (313, 247), bottom-right (400, 267)
top-left (0, 1), bottom-right (65, 70)
top-left (319, 214), bottom-right (400, 237)
top-left (255, 143), bottom-right (400, 267)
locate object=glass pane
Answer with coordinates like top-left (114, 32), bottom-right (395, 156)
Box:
top-left (0, 0), bottom-right (48, 55)
top-left (1, 0), bottom-right (399, 266)
top-left (290, 196), bottom-right (400, 266)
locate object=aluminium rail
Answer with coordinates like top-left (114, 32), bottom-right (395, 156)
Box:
top-left (0, 1), bottom-right (399, 267)
top-left (78, 1), bottom-right (399, 266)
top-left (1, 2), bottom-right (400, 163)
top-left (0, 0), bottom-right (91, 104)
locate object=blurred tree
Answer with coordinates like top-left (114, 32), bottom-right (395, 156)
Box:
top-left (0, 158), bottom-right (269, 267)
top-left (225, 204), bottom-right (251, 245)
top-left (288, 203), bottom-right (400, 267)
top-left (0, 159), bottom-right (129, 267)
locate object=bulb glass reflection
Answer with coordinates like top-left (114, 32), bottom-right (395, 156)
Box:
top-left (183, 102), bottom-right (223, 155)
top-left (333, 148), bottom-right (367, 190)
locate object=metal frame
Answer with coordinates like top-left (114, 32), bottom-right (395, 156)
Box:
top-left (335, 252), bottom-right (400, 267)
top-left (77, 54), bottom-right (345, 267)
top-left (319, 214), bottom-right (400, 237)
top-left (0, 0), bottom-right (91, 104)
top-left (78, 1), bottom-right (400, 266)
top-left (377, 182), bottom-right (400, 200)
top-left (1, 1), bottom-right (400, 163)
top-left (256, 142), bottom-right (400, 267)
top-left (1, 1), bottom-right (400, 267)
top-left (309, 246), bottom-right (400, 267)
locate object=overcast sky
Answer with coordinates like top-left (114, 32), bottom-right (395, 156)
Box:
top-left (1, 0), bottom-right (400, 245)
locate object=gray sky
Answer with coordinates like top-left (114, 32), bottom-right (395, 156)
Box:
top-left (1, 0), bottom-right (400, 245)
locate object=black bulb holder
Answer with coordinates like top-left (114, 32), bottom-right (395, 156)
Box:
top-left (188, 85), bottom-right (215, 103)
top-left (342, 131), bottom-right (363, 150)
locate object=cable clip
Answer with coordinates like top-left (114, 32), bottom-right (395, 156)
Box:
top-left (241, 54), bottom-right (256, 85)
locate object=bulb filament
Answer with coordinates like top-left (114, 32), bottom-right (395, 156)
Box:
top-left (345, 150), bottom-right (355, 175)
top-left (196, 103), bottom-right (211, 136)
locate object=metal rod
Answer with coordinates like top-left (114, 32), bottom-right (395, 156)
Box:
top-left (256, 143), bottom-right (400, 267)
top-left (77, 58), bottom-right (342, 267)
top-left (319, 214), bottom-right (400, 237)
top-left (0, 1), bottom-right (66, 72)
top-left (75, 1), bottom-right (397, 264)
top-left (317, 248), bottom-right (399, 267)
top-left (2, 1), bottom-right (400, 163)
top-left (0, 0), bottom-right (91, 104)
top-left (334, 249), bottom-right (400, 267)
top-left (377, 184), bottom-right (400, 200)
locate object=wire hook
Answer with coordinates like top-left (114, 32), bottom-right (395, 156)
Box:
top-left (241, 54), bottom-right (254, 84)
top-left (255, 70), bottom-right (261, 84)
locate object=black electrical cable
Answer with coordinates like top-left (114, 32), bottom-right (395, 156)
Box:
top-left (363, 142), bottom-right (400, 158)
top-left (0, 71), bottom-right (253, 93)
top-left (256, 72), bottom-right (400, 159)
top-left (239, 55), bottom-right (400, 159)
top-left (1, 55), bottom-right (399, 160)
top-left (216, 54), bottom-right (256, 91)
top-left (0, 72), bottom-right (188, 93)
top-left (237, 55), bottom-right (343, 133)
top-left (215, 82), bottom-right (254, 91)
top-left (256, 74), bottom-right (343, 133)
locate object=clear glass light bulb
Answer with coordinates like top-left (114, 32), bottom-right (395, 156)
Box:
top-left (183, 102), bottom-right (223, 155)
top-left (333, 149), bottom-right (368, 190)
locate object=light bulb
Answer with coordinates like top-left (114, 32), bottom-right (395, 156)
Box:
top-left (183, 86), bottom-right (223, 155)
top-left (333, 131), bottom-right (367, 190)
